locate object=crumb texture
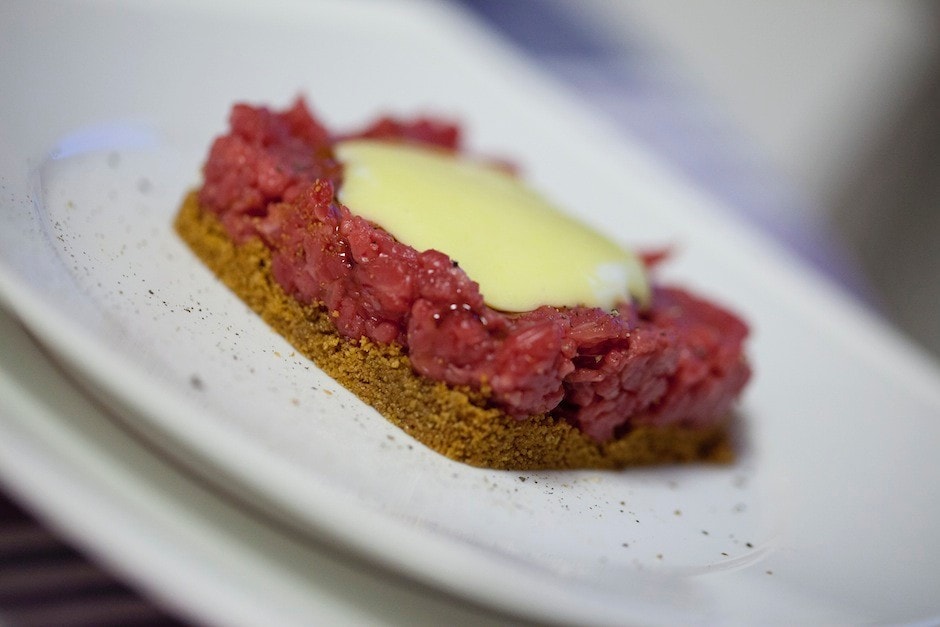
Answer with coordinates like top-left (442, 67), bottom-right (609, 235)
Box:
top-left (175, 192), bottom-right (733, 469)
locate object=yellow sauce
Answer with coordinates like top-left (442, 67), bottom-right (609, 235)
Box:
top-left (335, 139), bottom-right (649, 312)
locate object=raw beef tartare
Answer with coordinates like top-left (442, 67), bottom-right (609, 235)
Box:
top-left (175, 98), bottom-right (751, 469)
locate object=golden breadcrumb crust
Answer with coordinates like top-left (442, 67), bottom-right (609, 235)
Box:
top-left (174, 192), bottom-right (733, 469)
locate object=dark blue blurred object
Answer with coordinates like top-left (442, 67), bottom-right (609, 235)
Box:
top-left (457, 0), bottom-right (876, 303)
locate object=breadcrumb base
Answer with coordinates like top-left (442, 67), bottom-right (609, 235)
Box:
top-left (174, 192), bottom-right (733, 469)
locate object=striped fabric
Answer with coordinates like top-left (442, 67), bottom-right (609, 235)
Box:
top-left (0, 492), bottom-right (184, 626)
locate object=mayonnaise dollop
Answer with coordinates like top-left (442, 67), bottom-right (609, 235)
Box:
top-left (335, 139), bottom-right (649, 312)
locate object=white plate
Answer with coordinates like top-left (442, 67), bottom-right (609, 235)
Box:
top-left (2, 1), bottom-right (940, 624)
top-left (0, 305), bottom-right (510, 626)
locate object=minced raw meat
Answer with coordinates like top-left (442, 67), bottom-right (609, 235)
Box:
top-left (197, 99), bottom-right (750, 443)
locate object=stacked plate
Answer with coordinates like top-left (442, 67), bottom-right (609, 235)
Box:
top-left (2, 1), bottom-right (939, 624)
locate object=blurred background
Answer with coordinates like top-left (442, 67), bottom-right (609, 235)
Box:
top-left (458, 0), bottom-right (940, 360)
